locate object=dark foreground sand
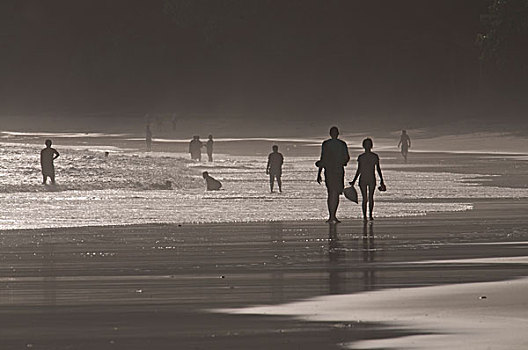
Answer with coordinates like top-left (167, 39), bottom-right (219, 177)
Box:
top-left (0, 199), bottom-right (527, 349)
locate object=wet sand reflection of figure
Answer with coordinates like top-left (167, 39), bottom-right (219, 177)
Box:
top-left (40, 139), bottom-right (60, 185)
top-left (266, 145), bottom-right (284, 193)
top-left (328, 223), bottom-right (346, 294)
top-left (398, 129), bottom-right (411, 162)
top-left (317, 127), bottom-right (350, 223)
top-left (361, 222), bottom-right (376, 291)
top-left (350, 138), bottom-right (384, 221)
top-left (43, 240), bottom-right (57, 306)
top-left (269, 222), bottom-right (285, 303)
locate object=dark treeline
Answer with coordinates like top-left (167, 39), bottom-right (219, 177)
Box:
top-left (0, 1), bottom-right (526, 133)
top-left (479, 0), bottom-right (528, 113)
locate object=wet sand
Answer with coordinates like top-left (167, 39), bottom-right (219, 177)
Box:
top-left (1, 199), bottom-right (527, 349)
top-left (222, 277), bottom-right (528, 349)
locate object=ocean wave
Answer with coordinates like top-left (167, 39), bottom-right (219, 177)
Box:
top-left (0, 143), bottom-right (201, 193)
top-left (2, 140), bottom-right (528, 230)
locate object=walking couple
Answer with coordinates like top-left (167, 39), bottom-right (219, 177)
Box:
top-left (317, 126), bottom-right (384, 223)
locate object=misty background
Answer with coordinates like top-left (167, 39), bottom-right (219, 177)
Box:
top-left (1, 0), bottom-right (527, 137)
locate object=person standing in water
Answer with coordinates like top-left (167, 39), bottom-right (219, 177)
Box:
top-left (146, 122), bottom-right (152, 152)
top-left (206, 134), bottom-right (214, 162)
top-left (40, 139), bottom-right (60, 185)
top-left (397, 130), bottom-right (411, 162)
top-left (316, 126), bottom-right (350, 223)
top-left (189, 135), bottom-right (202, 161)
top-left (172, 114), bottom-right (177, 132)
top-left (266, 145), bottom-right (284, 193)
top-left (350, 138), bottom-right (384, 221)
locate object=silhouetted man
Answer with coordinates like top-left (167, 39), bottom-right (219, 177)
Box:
top-left (206, 134), bottom-right (214, 162)
top-left (316, 126), bottom-right (350, 223)
top-left (397, 130), bottom-right (411, 162)
top-left (189, 135), bottom-right (202, 161)
top-left (266, 145), bottom-right (284, 193)
top-left (350, 138), bottom-right (385, 221)
top-left (202, 171), bottom-right (222, 190)
top-left (40, 139), bottom-right (60, 184)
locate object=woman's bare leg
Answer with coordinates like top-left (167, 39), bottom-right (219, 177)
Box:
top-left (368, 184), bottom-right (375, 220)
top-left (360, 183), bottom-right (368, 221)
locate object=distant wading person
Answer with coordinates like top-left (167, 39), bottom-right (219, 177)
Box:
top-left (40, 139), bottom-right (60, 185)
top-left (266, 145), bottom-right (284, 193)
top-left (189, 135), bottom-right (202, 161)
top-left (316, 126), bottom-right (350, 223)
top-left (146, 123), bottom-right (152, 152)
top-left (397, 130), bottom-right (411, 162)
top-left (350, 138), bottom-right (385, 221)
top-left (206, 134), bottom-right (214, 162)
top-left (202, 171), bottom-right (222, 191)
top-left (172, 114), bottom-right (177, 131)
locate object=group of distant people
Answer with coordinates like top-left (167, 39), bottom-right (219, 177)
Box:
top-left (145, 122), bottom-right (216, 162)
top-left (189, 135), bottom-right (214, 162)
top-left (144, 114), bottom-right (179, 152)
top-left (200, 143), bottom-right (284, 193)
top-left (40, 126), bottom-right (411, 223)
top-left (197, 126), bottom-right (402, 224)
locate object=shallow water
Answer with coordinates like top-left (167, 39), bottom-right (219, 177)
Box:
top-left (2, 138), bottom-right (528, 230)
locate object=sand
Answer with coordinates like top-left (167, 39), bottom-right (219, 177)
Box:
top-left (0, 199), bottom-right (527, 349)
top-left (220, 276), bottom-right (528, 350)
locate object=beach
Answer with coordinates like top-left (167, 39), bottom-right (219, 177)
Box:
top-left (3, 1), bottom-right (528, 347)
top-left (0, 132), bottom-right (527, 348)
top-left (1, 199), bottom-right (527, 349)
top-left (2, 132), bottom-right (528, 230)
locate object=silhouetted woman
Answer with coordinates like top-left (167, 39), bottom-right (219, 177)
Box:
top-left (350, 138), bottom-right (384, 221)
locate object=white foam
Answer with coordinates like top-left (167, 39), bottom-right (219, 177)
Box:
top-left (395, 256), bottom-right (528, 265)
top-left (2, 140), bottom-right (528, 230)
top-left (1, 131), bottom-right (130, 138)
top-left (125, 136), bottom-right (323, 143)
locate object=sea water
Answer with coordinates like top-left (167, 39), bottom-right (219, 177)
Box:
top-left (1, 136), bottom-right (528, 230)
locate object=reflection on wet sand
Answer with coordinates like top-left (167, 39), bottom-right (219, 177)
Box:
top-left (269, 221), bottom-right (284, 303)
top-left (1, 202), bottom-right (527, 348)
top-left (328, 222), bottom-right (377, 294)
top-left (43, 241), bottom-right (57, 306)
top-left (328, 223), bottom-right (344, 294)
top-left (362, 222), bottom-right (376, 291)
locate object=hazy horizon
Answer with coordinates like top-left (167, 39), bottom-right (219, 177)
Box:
top-left (1, 0), bottom-right (527, 135)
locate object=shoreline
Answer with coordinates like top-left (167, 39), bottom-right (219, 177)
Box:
top-left (0, 197), bottom-right (524, 233)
